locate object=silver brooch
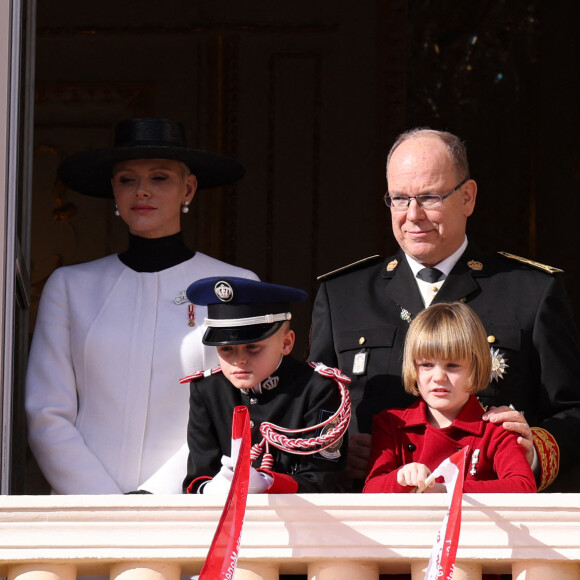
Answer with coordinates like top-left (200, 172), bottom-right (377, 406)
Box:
top-left (173, 290), bottom-right (189, 305)
top-left (400, 308), bottom-right (412, 324)
top-left (490, 347), bottom-right (509, 382)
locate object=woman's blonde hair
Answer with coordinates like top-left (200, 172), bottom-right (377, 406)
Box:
top-left (402, 302), bottom-right (491, 396)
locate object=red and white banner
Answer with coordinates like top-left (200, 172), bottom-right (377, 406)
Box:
top-left (424, 447), bottom-right (468, 580)
top-left (199, 406), bottom-right (251, 580)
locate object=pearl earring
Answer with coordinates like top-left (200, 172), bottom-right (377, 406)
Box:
top-left (114, 204), bottom-right (120, 217)
top-left (182, 200), bottom-right (190, 214)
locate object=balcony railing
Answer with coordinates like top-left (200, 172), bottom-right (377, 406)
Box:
top-left (0, 494), bottom-right (579, 579)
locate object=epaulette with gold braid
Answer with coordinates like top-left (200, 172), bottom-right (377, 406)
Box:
top-left (498, 251), bottom-right (563, 274)
top-left (317, 255), bottom-right (383, 281)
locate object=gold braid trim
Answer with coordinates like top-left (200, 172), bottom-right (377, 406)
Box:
top-left (532, 427), bottom-right (560, 491)
top-left (497, 251), bottom-right (564, 274)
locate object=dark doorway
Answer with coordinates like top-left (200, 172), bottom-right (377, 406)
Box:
top-left (23, 0), bottom-right (580, 493)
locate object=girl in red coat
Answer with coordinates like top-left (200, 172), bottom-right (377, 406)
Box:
top-left (364, 302), bottom-right (537, 494)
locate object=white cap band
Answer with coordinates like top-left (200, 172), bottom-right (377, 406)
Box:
top-left (205, 312), bottom-right (292, 328)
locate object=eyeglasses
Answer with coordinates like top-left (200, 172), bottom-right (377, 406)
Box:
top-left (384, 177), bottom-right (469, 210)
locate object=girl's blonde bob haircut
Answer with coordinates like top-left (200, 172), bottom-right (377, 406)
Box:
top-left (402, 302), bottom-right (491, 396)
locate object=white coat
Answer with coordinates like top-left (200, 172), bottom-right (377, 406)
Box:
top-left (25, 252), bottom-right (258, 494)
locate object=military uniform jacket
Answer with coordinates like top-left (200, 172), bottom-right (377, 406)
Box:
top-left (309, 243), bottom-right (580, 489)
top-left (184, 356), bottom-right (347, 493)
top-left (364, 395), bottom-right (537, 493)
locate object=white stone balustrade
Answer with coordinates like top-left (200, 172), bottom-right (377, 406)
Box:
top-left (0, 494), bottom-right (579, 579)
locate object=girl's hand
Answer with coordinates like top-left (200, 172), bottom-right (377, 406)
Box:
top-left (422, 482), bottom-right (447, 493)
top-left (397, 462), bottom-right (432, 491)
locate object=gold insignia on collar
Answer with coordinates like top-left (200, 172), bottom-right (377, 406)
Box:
top-left (386, 259), bottom-right (398, 271)
top-left (468, 260), bottom-right (483, 271)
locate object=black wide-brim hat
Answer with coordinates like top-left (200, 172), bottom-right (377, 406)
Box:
top-left (57, 118), bottom-right (245, 198)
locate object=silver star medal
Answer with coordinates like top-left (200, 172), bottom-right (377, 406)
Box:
top-left (490, 347), bottom-right (509, 382)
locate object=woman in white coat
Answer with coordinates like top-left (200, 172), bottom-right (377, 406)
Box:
top-left (25, 118), bottom-right (258, 494)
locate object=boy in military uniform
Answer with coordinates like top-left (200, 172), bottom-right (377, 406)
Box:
top-left (181, 276), bottom-right (349, 494)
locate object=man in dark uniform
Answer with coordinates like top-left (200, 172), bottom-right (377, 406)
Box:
top-left (309, 128), bottom-right (580, 492)
top-left (182, 276), bottom-right (349, 494)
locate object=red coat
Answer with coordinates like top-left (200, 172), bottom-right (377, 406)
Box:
top-left (364, 395), bottom-right (537, 493)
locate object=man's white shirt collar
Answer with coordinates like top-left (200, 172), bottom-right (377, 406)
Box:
top-left (405, 237), bottom-right (468, 278)
top-left (405, 237), bottom-right (468, 306)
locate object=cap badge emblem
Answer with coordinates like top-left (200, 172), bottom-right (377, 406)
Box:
top-left (214, 280), bottom-right (234, 302)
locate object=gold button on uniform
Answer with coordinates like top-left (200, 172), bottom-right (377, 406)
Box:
top-left (487, 335), bottom-right (496, 344)
top-left (359, 337), bottom-right (366, 345)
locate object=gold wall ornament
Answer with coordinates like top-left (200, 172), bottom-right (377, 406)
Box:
top-left (52, 188), bottom-right (77, 221)
top-left (36, 144), bottom-right (78, 223)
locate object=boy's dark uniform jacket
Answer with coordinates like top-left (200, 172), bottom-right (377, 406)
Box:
top-left (183, 356), bottom-right (347, 494)
top-left (309, 243), bottom-right (580, 491)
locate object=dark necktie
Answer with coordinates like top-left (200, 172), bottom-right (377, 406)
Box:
top-left (416, 267), bottom-right (443, 283)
